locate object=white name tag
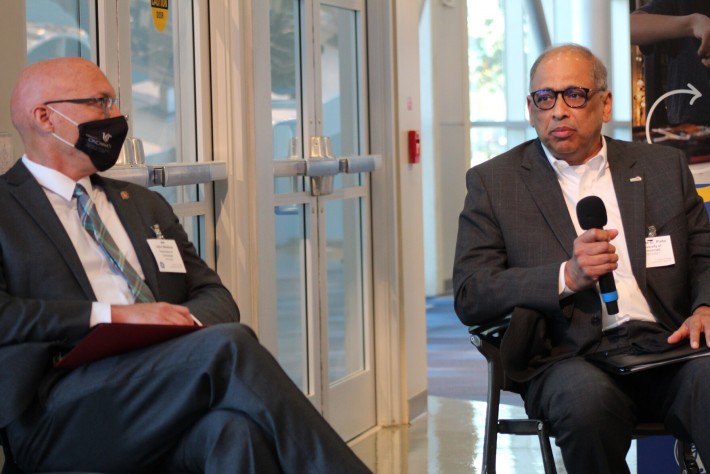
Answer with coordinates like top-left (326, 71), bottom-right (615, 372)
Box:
top-left (645, 235), bottom-right (675, 268)
top-left (147, 239), bottom-right (187, 273)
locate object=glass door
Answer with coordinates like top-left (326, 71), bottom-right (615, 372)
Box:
top-left (269, 0), bottom-right (376, 440)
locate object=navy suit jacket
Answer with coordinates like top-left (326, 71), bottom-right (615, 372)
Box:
top-left (453, 137), bottom-right (710, 383)
top-left (0, 160), bottom-right (239, 427)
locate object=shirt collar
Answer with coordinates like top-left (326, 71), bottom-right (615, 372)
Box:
top-left (22, 155), bottom-right (93, 202)
top-left (542, 136), bottom-right (608, 175)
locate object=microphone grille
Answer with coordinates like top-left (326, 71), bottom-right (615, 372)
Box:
top-left (576, 195), bottom-right (607, 230)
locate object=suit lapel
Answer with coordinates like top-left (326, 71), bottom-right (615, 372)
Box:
top-left (607, 139), bottom-right (648, 289)
top-left (521, 141), bottom-right (578, 258)
top-left (5, 161), bottom-right (96, 299)
top-left (93, 176), bottom-right (160, 299)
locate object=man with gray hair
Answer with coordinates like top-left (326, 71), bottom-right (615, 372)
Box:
top-left (454, 43), bottom-right (710, 473)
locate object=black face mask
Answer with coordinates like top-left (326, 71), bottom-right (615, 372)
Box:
top-left (73, 116), bottom-right (129, 171)
top-left (49, 107), bottom-right (129, 172)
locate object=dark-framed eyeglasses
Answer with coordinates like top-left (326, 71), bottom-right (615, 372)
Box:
top-left (529, 87), bottom-right (602, 110)
top-left (44, 97), bottom-right (120, 115)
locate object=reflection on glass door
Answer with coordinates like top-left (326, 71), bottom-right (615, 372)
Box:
top-left (26, 0), bottom-right (93, 64)
top-left (127, 1), bottom-right (208, 257)
top-left (268, 0), bottom-right (375, 441)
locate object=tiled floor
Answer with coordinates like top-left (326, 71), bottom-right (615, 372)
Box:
top-left (351, 395), bottom-right (571, 474)
top-left (350, 394), bottom-right (661, 473)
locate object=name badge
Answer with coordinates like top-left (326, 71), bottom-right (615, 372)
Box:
top-left (645, 235), bottom-right (675, 268)
top-left (147, 239), bottom-right (187, 273)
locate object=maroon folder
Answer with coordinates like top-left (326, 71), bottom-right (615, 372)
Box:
top-left (53, 323), bottom-right (202, 368)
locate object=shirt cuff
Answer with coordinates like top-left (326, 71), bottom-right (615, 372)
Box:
top-left (90, 302), bottom-right (112, 326)
top-left (559, 262), bottom-right (575, 298)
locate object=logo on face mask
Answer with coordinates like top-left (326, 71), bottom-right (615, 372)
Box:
top-left (48, 106), bottom-right (129, 172)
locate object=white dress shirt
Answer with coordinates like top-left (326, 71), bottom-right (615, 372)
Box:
top-left (22, 156), bottom-right (146, 326)
top-left (542, 138), bottom-right (656, 330)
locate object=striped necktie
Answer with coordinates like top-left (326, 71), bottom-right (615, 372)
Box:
top-left (73, 183), bottom-right (156, 303)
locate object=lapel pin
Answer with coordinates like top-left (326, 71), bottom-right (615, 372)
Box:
top-left (152, 224), bottom-right (164, 239)
top-left (120, 191), bottom-right (130, 200)
top-left (630, 176), bottom-right (642, 182)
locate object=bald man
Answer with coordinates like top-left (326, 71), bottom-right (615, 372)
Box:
top-left (0, 58), bottom-right (370, 473)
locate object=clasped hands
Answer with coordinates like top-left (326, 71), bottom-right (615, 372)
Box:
top-left (564, 228), bottom-right (710, 349)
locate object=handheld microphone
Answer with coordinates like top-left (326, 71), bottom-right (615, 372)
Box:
top-left (576, 196), bottom-right (619, 315)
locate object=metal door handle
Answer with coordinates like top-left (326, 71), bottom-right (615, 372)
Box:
top-left (339, 155), bottom-right (380, 173)
top-left (100, 137), bottom-right (228, 187)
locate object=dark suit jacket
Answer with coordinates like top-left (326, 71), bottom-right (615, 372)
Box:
top-left (453, 137), bottom-right (710, 383)
top-left (0, 160), bottom-right (239, 427)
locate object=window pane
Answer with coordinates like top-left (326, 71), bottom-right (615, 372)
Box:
top-left (26, 0), bottom-right (93, 64)
top-left (130, 1), bottom-right (198, 205)
top-left (275, 203), bottom-right (310, 391)
top-left (180, 214), bottom-right (206, 257)
top-left (320, 5), bottom-right (362, 190)
top-left (326, 197), bottom-right (365, 384)
top-left (470, 127), bottom-right (508, 167)
top-left (271, 0), bottom-right (305, 194)
top-left (468, 0), bottom-right (505, 122)
top-left (130, 0), bottom-right (177, 154)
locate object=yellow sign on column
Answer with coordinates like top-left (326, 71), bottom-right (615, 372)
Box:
top-left (151, 0), bottom-right (169, 32)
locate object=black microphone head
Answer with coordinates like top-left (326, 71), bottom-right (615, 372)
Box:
top-left (576, 195), bottom-right (607, 230)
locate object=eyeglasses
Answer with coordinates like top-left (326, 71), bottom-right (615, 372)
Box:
top-left (44, 97), bottom-right (120, 115)
top-left (529, 87), bottom-right (602, 110)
